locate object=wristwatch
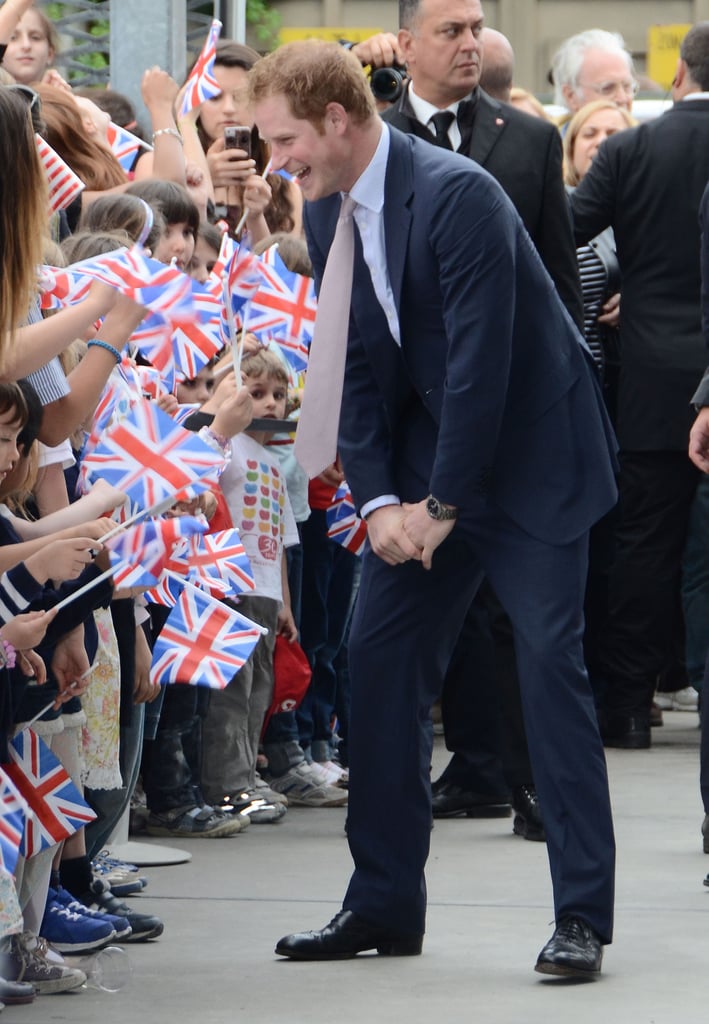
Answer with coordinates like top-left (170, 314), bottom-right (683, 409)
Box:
top-left (425, 494), bottom-right (458, 521)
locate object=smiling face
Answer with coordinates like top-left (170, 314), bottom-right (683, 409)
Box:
top-left (400, 0), bottom-right (485, 107)
top-left (254, 93), bottom-right (354, 200)
top-left (198, 64), bottom-right (252, 144)
top-left (572, 106), bottom-right (629, 179)
top-left (2, 9), bottom-right (54, 85)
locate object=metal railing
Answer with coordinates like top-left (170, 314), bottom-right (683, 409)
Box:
top-left (43, 0), bottom-right (220, 86)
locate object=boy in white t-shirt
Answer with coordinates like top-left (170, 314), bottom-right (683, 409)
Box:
top-left (201, 350), bottom-right (299, 810)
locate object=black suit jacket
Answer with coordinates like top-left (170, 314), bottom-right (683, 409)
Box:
top-left (571, 100), bottom-right (709, 450)
top-left (382, 86), bottom-right (584, 327)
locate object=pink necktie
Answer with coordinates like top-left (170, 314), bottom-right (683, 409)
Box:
top-left (294, 195), bottom-right (357, 478)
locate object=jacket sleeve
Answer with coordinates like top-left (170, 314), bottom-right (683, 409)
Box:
top-left (533, 126), bottom-right (584, 330)
top-left (569, 139), bottom-right (618, 246)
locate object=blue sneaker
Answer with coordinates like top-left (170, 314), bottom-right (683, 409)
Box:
top-left (52, 884), bottom-right (132, 942)
top-left (40, 888), bottom-right (116, 953)
top-left (92, 850), bottom-right (147, 896)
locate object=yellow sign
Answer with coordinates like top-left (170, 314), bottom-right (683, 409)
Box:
top-left (280, 27), bottom-right (383, 46)
top-left (647, 24), bottom-right (691, 90)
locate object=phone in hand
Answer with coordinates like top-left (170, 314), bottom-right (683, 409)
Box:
top-left (224, 125), bottom-right (252, 157)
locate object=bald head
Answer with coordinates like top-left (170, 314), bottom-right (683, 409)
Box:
top-left (479, 28), bottom-right (515, 101)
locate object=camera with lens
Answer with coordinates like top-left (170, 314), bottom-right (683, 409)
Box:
top-left (370, 64), bottom-right (407, 103)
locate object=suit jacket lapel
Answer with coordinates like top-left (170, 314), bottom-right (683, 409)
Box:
top-left (465, 90), bottom-right (507, 165)
top-left (382, 128), bottom-right (414, 327)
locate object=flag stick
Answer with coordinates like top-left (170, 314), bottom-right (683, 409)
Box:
top-left (51, 567), bottom-right (115, 614)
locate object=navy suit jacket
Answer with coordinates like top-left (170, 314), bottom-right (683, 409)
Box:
top-left (304, 127), bottom-right (617, 546)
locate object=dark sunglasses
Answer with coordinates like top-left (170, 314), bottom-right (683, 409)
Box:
top-left (3, 83), bottom-right (42, 114)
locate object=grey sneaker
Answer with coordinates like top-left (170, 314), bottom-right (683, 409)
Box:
top-left (1, 933), bottom-right (86, 994)
top-left (254, 771), bottom-right (289, 807)
top-left (145, 804), bottom-right (246, 837)
top-left (268, 763), bottom-right (348, 808)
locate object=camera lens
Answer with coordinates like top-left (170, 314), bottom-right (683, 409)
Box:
top-left (370, 66), bottom-right (406, 103)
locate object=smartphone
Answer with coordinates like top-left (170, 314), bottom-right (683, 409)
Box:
top-left (224, 125), bottom-right (252, 157)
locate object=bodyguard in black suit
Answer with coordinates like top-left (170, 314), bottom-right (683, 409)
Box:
top-left (570, 23), bottom-right (709, 748)
top-left (382, 0), bottom-right (582, 827)
top-left (250, 36), bottom-right (616, 978)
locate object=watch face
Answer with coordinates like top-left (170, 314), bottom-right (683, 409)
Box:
top-left (426, 496), bottom-right (441, 519)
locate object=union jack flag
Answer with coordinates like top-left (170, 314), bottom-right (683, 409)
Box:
top-left (6, 730), bottom-right (96, 858)
top-left (150, 585), bottom-right (266, 689)
top-left (172, 282), bottom-right (224, 378)
top-left (247, 246), bottom-right (317, 362)
top-left (35, 134), bottom-right (85, 212)
top-left (106, 515), bottom-right (207, 587)
top-left (326, 483), bottom-right (368, 556)
top-left (218, 242), bottom-right (265, 347)
top-left (106, 121), bottom-right (149, 172)
top-left (182, 529), bottom-right (255, 596)
top-left (0, 767), bottom-right (28, 876)
top-left (38, 265), bottom-right (92, 311)
top-left (82, 399), bottom-right (226, 512)
top-left (179, 19), bottom-right (222, 117)
top-left (144, 571), bottom-right (184, 608)
top-left (72, 246), bottom-right (195, 323)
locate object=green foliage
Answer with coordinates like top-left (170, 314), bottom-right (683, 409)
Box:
top-left (246, 0), bottom-right (281, 50)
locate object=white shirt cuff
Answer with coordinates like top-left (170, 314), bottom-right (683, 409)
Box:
top-left (361, 494), bottom-right (401, 520)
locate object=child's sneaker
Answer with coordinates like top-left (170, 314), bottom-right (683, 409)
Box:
top-left (82, 878), bottom-right (164, 942)
top-left (51, 884), bottom-right (132, 941)
top-left (268, 762), bottom-right (348, 807)
top-left (40, 888), bottom-right (116, 953)
top-left (145, 803), bottom-right (246, 838)
top-left (1, 932), bottom-right (86, 993)
top-left (92, 850), bottom-right (147, 896)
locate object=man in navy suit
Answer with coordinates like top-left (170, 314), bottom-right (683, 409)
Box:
top-left (249, 39), bottom-right (617, 978)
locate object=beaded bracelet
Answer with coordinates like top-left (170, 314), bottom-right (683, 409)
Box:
top-left (0, 640), bottom-right (16, 670)
top-left (152, 127), bottom-right (183, 145)
top-left (87, 339), bottom-right (122, 364)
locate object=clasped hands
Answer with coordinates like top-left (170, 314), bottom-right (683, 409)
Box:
top-left (366, 501), bottom-right (455, 570)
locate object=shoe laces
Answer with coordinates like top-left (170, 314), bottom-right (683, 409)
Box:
top-left (555, 916), bottom-right (590, 943)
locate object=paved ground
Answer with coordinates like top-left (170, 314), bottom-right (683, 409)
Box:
top-left (4, 712), bottom-right (707, 1024)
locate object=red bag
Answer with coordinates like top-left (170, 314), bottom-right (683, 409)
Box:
top-left (261, 635), bottom-right (312, 735)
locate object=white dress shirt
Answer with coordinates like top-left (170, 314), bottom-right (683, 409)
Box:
top-left (407, 83), bottom-right (463, 151)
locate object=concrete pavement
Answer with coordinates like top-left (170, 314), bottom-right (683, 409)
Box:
top-left (4, 712), bottom-right (707, 1024)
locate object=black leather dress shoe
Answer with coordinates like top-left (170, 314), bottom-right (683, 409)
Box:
top-left (601, 713), bottom-right (651, 750)
top-left (511, 785), bottom-right (545, 842)
top-left (431, 780), bottom-right (511, 819)
top-left (275, 910), bottom-right (423, 960)
top-left (535, 916), bottom-right (603, 978)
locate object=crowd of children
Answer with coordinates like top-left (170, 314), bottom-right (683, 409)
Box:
top-left (0, 2), bottom-right (357, 1010)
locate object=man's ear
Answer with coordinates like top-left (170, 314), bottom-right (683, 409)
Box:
top-left (562, 82), bottom-right (579, 111)
top-left (398, 28), bottom-right (413, 66)
top-left (324, 102), bottom-right (348, 133)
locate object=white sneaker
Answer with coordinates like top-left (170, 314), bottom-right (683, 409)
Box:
top-left (654, 687), bottom-right (699, 712)
top-left (311, 760), bottom-right (349, 788)
top-left (268, 763), bottom-right (348, 807)
top-left (254, 771), bottom-right (288, 806)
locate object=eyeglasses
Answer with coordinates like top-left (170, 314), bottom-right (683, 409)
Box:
top-left (580, 79), bottom-right (639, 99)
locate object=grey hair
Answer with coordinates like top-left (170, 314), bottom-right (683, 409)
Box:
top-left (551, 28), bottom-right (634, 107)
top-left (399, 0), bottom-right (421, 30)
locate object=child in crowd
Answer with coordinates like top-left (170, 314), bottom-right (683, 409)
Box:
top-left (199, 350), bottom-right (299, 818)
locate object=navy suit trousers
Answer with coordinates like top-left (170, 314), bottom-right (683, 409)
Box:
top-left (343, 499), bottom-right (615, 943)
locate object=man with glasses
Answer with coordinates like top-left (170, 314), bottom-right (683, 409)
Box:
top-left (551, 28), bottom-right (637, 116)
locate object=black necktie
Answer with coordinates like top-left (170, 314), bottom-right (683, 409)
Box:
top-left (429, 110), bottom-right (455, 150)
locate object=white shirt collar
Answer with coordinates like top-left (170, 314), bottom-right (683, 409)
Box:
top-left (682, 91), bottom-right (709, 101)
top-left (347, 123), bottom-right (390, 214)
top-left (407, 82), bottom-right (461, 128)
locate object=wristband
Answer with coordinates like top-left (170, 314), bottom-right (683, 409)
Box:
top-left (87, 339), bottom-right (122, 364)
top-left (152, 127), bottom-right (183, 145)
top-left (0, 640), bottom-right (16, 670)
